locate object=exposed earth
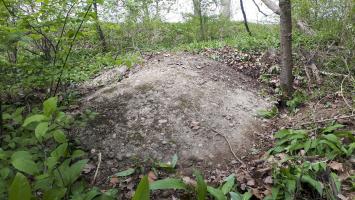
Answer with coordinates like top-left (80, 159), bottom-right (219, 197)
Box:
top-left (73, 52), bottom-right (272, 183)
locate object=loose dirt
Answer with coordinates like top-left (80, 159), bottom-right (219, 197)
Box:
top-left (73, 52), bottom-right (272, 186)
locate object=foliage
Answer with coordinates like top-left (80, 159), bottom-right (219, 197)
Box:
top-left (265, 124), bottom-right (354, 200)
top-left (257, 107), bottom-right (279, 119)
top-left (268, 124), bottom-right (354, 159)
top-left (0, 97), bottom-right (116, 199)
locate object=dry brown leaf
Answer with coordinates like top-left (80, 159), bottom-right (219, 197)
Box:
top-left (109, 177), bottom-right (119, 187)
top-left (251, 188), bottom-right (264, 199)
top-left (183, 176), bottom-right (197, 186)
top-left (264, 176), bottom-right (273, 184)
top-left (328, 161), bottom-right (344, 172)
top-left (247, 179), bottom-right (256, 186)
top-left (83, 163), bottom-right (96, 174)
top-left (148, 171), bottom-right (157, 183)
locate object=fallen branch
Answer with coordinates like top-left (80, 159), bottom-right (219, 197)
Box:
top-left (211, 129), bottom-right (246, 166)
top-left (319, 71), bottom-right (350, 77)
top-left (91, 152), bottom-right (102, 185)
top-left (299, 114), bottom-right (355, 126)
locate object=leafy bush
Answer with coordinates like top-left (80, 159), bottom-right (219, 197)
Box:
top-left (1, 97), bottom-right (116, 199)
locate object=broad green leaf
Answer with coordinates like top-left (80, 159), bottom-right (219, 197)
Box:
top-left (230, 192), bottom-right (255, 200)
top-left (34, 174), bottom-right (53, 191)
top-left (301, 175), bottom-right (323, 196)
top-left (133, 175), bottom-right (149, 200)
top-left (9, 173), bottom-right (31, 200)
top-left (43, 97), bottom-right (58, 116)
top-left (35, 122), bottom-right (49, 139)
top-left (11, 151), bottom-right (39, 175)
top-left (240, 192), bottom-right (252, 200)
top-left (51, 143), bottom-right (68, 159)
top-left (274, 129), bottom-right (290, 139)
top-left (271, 187), bottom-right (280, 200)
top-left (45, 157), bottom-right (58, 171)
top-left (207, 186), bottom-right (227, 200)
top-left (53, 130), bottom-right (67, 143)
top-left (304, 140), bottom-right (312, 152)
top-left (171, 154), bottom-right (178, 168)
top-left (82, 187), bottom-right (101, 200)
top-left (55, 159), bottom-right (88, 186)
top-left (23, 114), bottom-right (47, 127)
top-left (330, 173), bottom-right (341, 193)
top-left (322, 134), bottom-right (341, 145)
top-left (43, 188), bottom-right (67, 200)
top-left (230, 192), bottom-right (242, 200)
top-left (71, 150), bottom-right (86, 159)
top-left (347, 142), bottom-right (355, 155)
top-left (194, 171), bottom-right (207, 200)
top-left (322, 124), bottom-right (344, 133)
top-left (150, 178), bottom-right (187, 190)
top-left (115, 168), bottom-right (135, 177)
top-left (0, 167), bottom-right (10, 179)
top-left (221, 174), bottom-right (235, 194)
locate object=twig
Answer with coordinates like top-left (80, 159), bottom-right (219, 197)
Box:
top-left (91, 152), bottom-right (102, 185)
top-left (251, 0), bottom-right (268, 16)
top-left (299, 114), bottom-right (355, 126)
top-left (211, 129), bottom-right (246, 166)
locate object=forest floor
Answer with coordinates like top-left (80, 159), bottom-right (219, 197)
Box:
top-left (70, 51), bottom-right (354, 199)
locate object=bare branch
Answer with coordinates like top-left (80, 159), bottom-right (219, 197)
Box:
top-left (260, 0), bottom-right (280, 15)
top-left (252, 0), bottom-right (268, 16)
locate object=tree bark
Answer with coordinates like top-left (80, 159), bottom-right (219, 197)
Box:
top-left (93, 0), bottom-right (108, 52)
top-left (193, 0), bottom-right (206, 40)
top-left (240, 0), bottom-right (252, 36)
top-left (279, 0), bottom-right (293, 97)
top-left (220, 0), bottom-right (231, 19)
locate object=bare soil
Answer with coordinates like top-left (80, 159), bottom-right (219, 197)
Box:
top-left (72, 52), bottom-right (273, 187)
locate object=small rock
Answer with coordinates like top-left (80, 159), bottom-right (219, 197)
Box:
top-left (162, 140), bottom-right (168, 145)
top-left (112, 134), bottom-right (117, 139)
top-left (158, 119), bottom-right (168, 124)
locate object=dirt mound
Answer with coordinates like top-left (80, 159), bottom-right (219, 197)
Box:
top-left (74, 53), bottom-right (271, 178)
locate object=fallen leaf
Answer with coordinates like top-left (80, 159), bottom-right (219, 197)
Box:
top-left (109, 177), bottom-right (119, 187)
top-left (264, 176), bottom-right (273, 184)
top-left (247, 179), bottom-right (255, 186)
top-left (328, 161), bottom-right (344, 172)
top-left (182, 176), bottom-right (197, 186)
top-left (83, 163), bottom-right (96, 174)
top-left (251, 188), bottom-right (264, 199)
top-left (148, 171), bottom-right (157, 183)
top-left (337, 194), bottom-right (348, 200)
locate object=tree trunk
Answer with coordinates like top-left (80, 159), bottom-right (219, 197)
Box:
top-left (193, 0), bottom-right (206, 40)
top-left (220, 0), bottom-right (231, 19)
top-left (0, 98), bottom-right (2, 143)
top-left (93, 0), bottom-right (108, 52)
top-left (240, 0), bottom-right (252, 36)
top-left (279, 0), bottom-right (293, 97)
